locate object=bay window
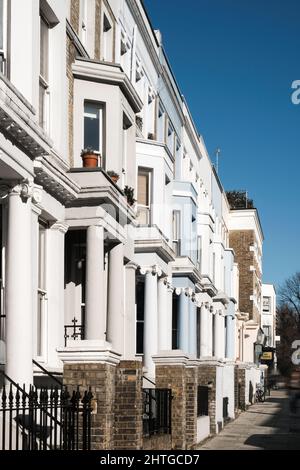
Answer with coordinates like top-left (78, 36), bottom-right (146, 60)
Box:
top-left (137, 168), bottom-right (151, 224)
top-left (172, 210), bottom-right (181, 256)
top-left (83, 101), bottom-right (104, 165)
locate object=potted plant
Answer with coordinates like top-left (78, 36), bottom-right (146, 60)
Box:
top-left (107, 170), bottom-right (120, 184)
top-left (81, 147), bottom-right (100, 168)
top-left (123, 185), bottom-right (136, 206)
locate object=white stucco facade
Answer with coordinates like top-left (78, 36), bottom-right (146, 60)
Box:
top-left (0, 0), bottom-right (274, 443)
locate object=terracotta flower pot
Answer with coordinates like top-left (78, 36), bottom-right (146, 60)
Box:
top-left (82, 153), bottom-right (99, 168)
top-left (110, 175), bottom-right (119, 184)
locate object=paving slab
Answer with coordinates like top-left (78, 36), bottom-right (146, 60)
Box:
top-left (197, 390), bottom-right (300, 450)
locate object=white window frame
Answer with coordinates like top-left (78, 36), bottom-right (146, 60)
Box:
top-left (197, 235), bottom-right (202, 272)
top-left (83, 101), bottom-right (104, 163)
top-left (0, 0), bottom-right (7, 75)
top-left (39, 14), bottom-right (50, 132)
top-left (36, 224), bottom-right (48, 362)
top-left (137, 168), bottom-right (152, 225)
top-left (172, 210), bottom-right (181, 256)
top-left (102, 10), bottom-right (113, 62)
top-left (79, 0), bottom-right (88, 46)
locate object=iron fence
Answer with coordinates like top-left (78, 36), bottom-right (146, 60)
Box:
top-left (0, 378), bottom-right (93, 450)
top-left (142, 388), bottom-right (171, 437)
top-left (64, 317), bottom-right (84, 346)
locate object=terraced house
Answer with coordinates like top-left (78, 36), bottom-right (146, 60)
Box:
top-left (0, 0), bottom-right (274, 450)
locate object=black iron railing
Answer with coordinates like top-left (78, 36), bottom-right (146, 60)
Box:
top-left (32, 359), bottom-right (63, 388)
top-left (197, 386), bottom-right (209, 416)
top-left (0, 373), bottom-right (93, 450)
top-left (64, 318), bottom-right (84, 347)
top-left (142, 388), bottom-right (171, 437)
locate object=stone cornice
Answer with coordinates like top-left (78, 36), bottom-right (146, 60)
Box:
top-left (57, 340), bottom-right (121, 366)
top-left (72, 59), bottom-right (143, 114)
top-left (152, 350), bottom-right (190, 366)
top-left (134, 236), bottom-right (175, 264)
top-left (171, 256), bottom-right (202, 285)
top-left (0, 79), bottom-right (52, 159)
top-left (34, 155), bottom-right (79, 203)
top-left (200, 275), bottom-right (218, 297)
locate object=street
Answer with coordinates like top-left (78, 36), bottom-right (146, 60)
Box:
top-left (198, 390), bottom-right (300, 450)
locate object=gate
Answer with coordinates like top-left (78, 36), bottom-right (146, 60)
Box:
top-left (0, 375), bottom-right (93, 450)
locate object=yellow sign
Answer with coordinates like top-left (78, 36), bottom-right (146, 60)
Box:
top-left (261, 352), bottom-right (273, 360)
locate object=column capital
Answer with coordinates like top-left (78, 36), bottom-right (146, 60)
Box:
top-left (125, 261), bottom-right (139, 271)
top-left (140, 264), bottom-right (162, 277)
top-left (50, 221), bottom-right (69, 234)
top-left (2, 179), bottom-right (43, 204)
top-left (160, 276), bottom-right (173, 291)
top-left (0, 182), bottom-right (11, 199)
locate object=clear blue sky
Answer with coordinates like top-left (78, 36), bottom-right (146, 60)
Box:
top-left (144, 0), bottom-right (300, 289)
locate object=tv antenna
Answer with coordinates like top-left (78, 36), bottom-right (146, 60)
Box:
top-left (215, 148), bottom-right (221, 174)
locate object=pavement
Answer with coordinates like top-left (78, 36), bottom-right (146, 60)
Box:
top-left (197, 390), bottom-right (300, 450)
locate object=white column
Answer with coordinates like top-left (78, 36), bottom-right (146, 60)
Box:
top-left (214, 310), bottom-right (222, 358)
top-left (124, 262), bottom-right (138, 359)
top-left (5, 183), bottom-right (33, 386)
top-left (46, 222), bottom-right (68, 367)
top-left (143, 267), bottom-right (158, 378)
top-left (207, 307), bottom-right (213, 356)
top-left (219, 312), bottom-right (225, 359)
top-left (189, 299), bottom-right (197, 357)
top-left (226, 313), bottom-right (235, 359)
top-left (85, 225), bottom-right (105, 340)
top-left (107, 243), bottom-right (124, 355)
top-left (200, 303), bottom-right (209, 357)
top-left (178, 290), bottom-right (189, 354)
top-left (214, 308), bottom-right (226, 359)
top-left (158, 278), bottom-right (172, 351)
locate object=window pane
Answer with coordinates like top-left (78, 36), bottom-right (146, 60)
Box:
top-left (0, 0), bottom-right (4, 50)
top-left (84, 102), bottom-right (100, 151)
top-left (39, 82), bottom-right (45, 127)
top-left (138, 172), bottom-right (149, 206)
top-left (40, 17), bottom-right (48, 80)
top-left (38, 226), bottom-right (46, 290)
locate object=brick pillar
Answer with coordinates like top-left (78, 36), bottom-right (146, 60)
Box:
top-left (185, 364), bottom-right (198, 449)
top-left (58, 341), bottom-right (121, 450)
top-left (234, 365), bottom-right (239, 413)
top-left (237, 366), bottom-right (246, 410)
top-left (153, 351), bottom-right (189, 450)
top-left (198, 361), bottom-right (217, 434)
top-left (114, 360), bottom-right (143, 450)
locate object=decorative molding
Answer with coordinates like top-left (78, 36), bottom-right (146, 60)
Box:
top-left (0, 182), bottom-right (11, 199)
top-left (72, 59), bottom-right (143, 114)
top-left (57, 340), bottom-right (121, 366)
top-left (125, 261), bottom-right (139, 271)
top-left (50, 222), bottom-right (69, 234)
top-left (140, 264), bottom-right (162, 277)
